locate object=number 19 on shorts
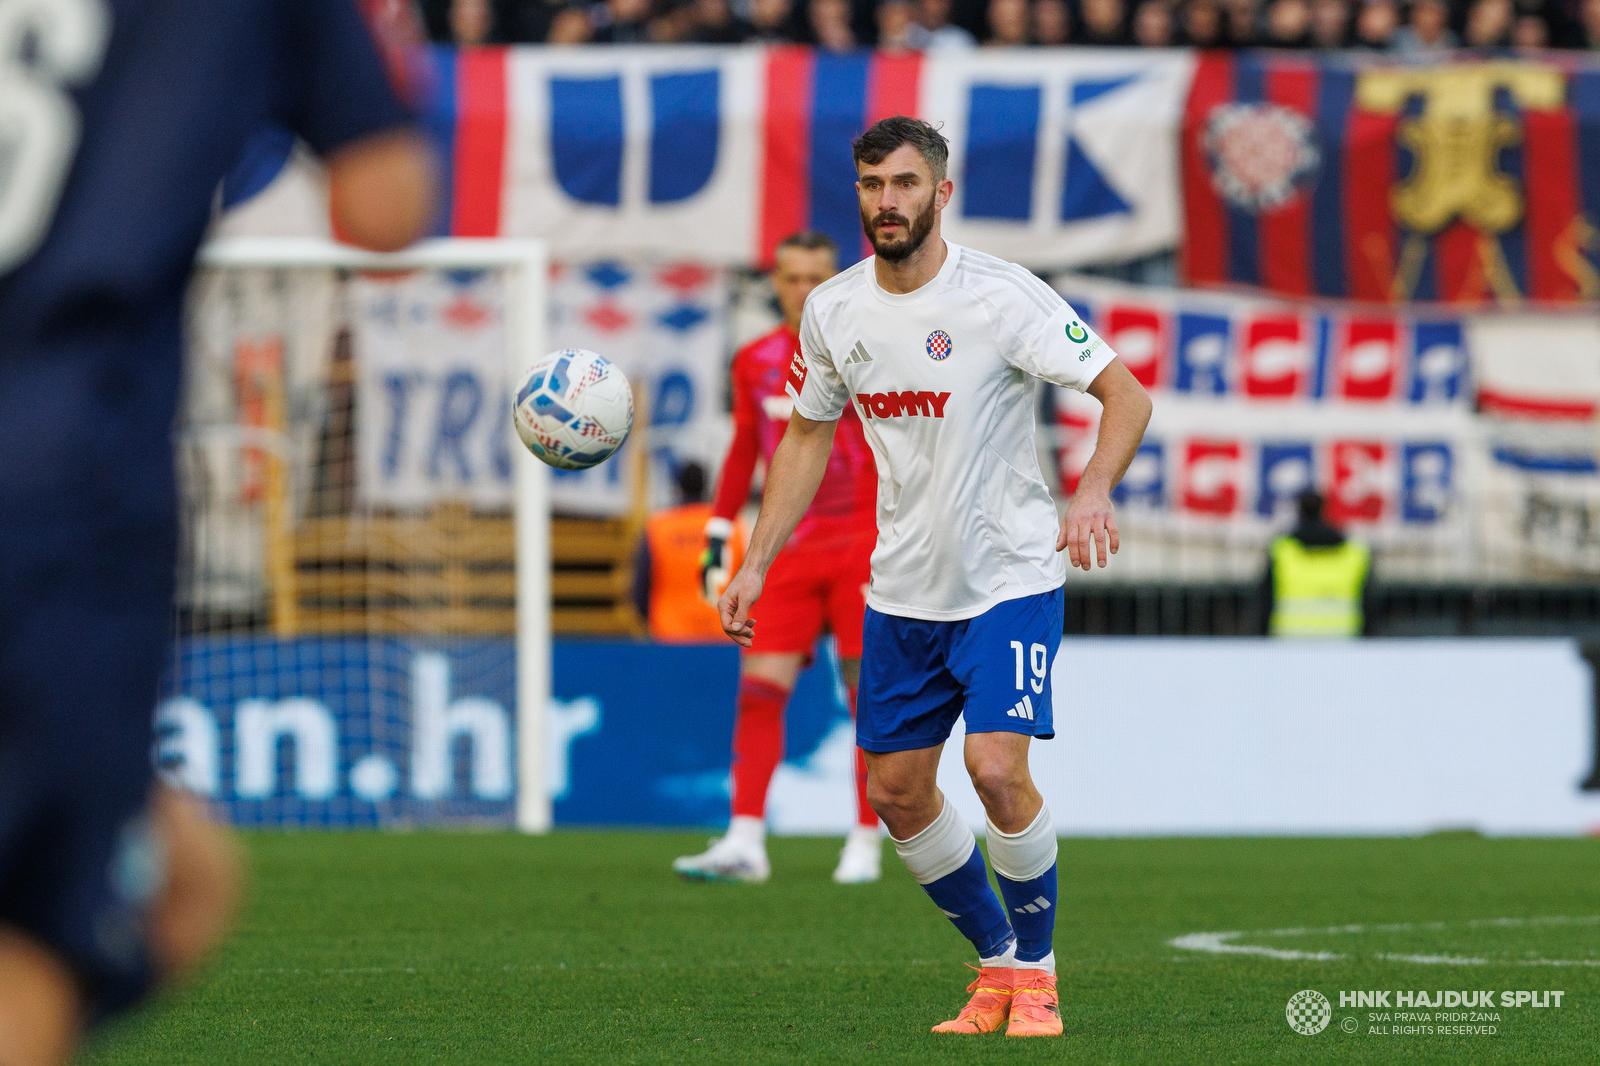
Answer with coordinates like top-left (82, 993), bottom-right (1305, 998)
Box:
top-left (1011, 640), bottom-right (1047, 694)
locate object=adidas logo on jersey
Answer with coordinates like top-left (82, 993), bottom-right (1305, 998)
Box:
top-left (855, 391), bottom-right (952, 419)
top-left (1013, 895), bottom-right (1052, 915)
top-left (843, 340), bottom-right (874, 365)
top-left (1007, 695), bottom-right (1035, 721)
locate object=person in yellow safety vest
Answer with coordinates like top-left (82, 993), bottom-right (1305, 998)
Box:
top-left (1264, 490), bottom-right (1372, 638)
top-left (633, 463), bottom-right (746, 641)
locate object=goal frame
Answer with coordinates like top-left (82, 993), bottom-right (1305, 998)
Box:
top-left (195, 236), bottom-right (553, 833)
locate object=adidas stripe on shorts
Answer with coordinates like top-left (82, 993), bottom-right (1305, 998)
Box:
top-left (855, 587), bottom-right (1064, 753)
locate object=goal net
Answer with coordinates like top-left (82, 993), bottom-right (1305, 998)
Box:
top-left (160, 238), bottom-right (550, 831)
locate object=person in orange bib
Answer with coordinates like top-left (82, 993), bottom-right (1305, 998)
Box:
top-left (636, 464), bottom-right (746, 642)
top-left (672, 231), bottom-right (881, 885)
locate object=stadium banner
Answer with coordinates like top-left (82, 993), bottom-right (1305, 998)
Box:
top-left (1050, 275), bottom-right (1472, 542)
top-left (547, 259), bottom-right (731, 514)
top-left (423, 44), bottom-right (765, 261)
top-left (497, 47), bottom-right (765, 263)
top-left (157, 637), bottom-right (852, 830)
top-left (938, 638), bottom-right (1600, 836)
top-left (159, 637), bottom-right (1600, 835)
top-left (1469, 313), bottom-right (1600, 420)
top-left (922, 48), bottom-right (1193, 272)
top-left (351, 268), bottom-right (515, 510)
top-left (349, 259), bottom-right (729, 515)
top-left (416, 45), bottom-right (1192, 270)
top-left (1181, 51), bottom-right (1600, 305)
top-left (1476, 420), bottom-right (1600, 576)
top-left (160, 637), bottom-right (519, 827)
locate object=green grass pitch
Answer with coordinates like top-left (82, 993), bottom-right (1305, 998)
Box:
top-left (82, 832), bottom-right (1600, 1064)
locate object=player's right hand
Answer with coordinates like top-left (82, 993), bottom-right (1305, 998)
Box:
top-left (1059, 485), bottom-right (1118, 571)
top-left (719, 567), bottom-right (763, 648)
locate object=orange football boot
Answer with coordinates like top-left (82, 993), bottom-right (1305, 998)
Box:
top-left (1005, 968), bottom-right (1062, 1037)
top-left (931, 964), bottom-right (1014, 1034)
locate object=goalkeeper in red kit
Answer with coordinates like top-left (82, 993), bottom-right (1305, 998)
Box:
top-left (673, 232), bottom-right (882, 884)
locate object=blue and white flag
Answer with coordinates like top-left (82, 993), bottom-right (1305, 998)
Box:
top-left (924, 49), bottom-right (1194, 269)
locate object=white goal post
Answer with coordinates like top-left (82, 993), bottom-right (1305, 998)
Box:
top-left (193, 237), bottom-right (553, 833)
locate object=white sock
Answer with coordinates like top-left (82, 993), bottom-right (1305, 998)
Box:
top-left (1013, 951), bottom-right (1055, 972)
top-left (984, 805), bottom-right (1057, 882)
top-left (846, 824), bottom-right (882, 845)
top-left (890, 799), bottom-right (972, 885)
top-left (724, 815), bottom-right (766, 851)
top-left (980, 937), bottom-right (1018, 969)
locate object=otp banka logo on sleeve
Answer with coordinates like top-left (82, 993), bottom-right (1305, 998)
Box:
top-left (549, 68), bottom-right (719, 207)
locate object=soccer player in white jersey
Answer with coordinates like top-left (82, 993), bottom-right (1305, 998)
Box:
top-left (718, 117), bottom-right (1151, 1038)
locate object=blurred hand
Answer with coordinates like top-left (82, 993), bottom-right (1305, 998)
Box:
top-left (718, 567), bottom-right (763, 648)
top-left (699, 531), bottom-right (730, 605)
top-left (1058, 487), bottom-right (1118, 571)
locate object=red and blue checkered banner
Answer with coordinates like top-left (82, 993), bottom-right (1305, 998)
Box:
top-left (1182, 52), bottom-right (1600, 305)
top-left (1050, 275), bottom-right (1472, 545)
top-left (421, 45), bottom-right (1192, 270)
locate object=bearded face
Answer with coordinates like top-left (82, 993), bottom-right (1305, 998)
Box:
top-left (860, 183), bottom-right (938, 263)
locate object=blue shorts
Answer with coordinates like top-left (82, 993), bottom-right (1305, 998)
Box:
top-left (856, 587), bottom-right (1064, 753)
top-left (0, 516), bottom-right (173, 1022)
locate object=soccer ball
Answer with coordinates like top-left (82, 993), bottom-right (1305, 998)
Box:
top-left (513, 349), bottom-right (634, 470)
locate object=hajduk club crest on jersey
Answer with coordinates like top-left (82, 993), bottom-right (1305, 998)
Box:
top-left (926, 330), bottom-right (952, 361)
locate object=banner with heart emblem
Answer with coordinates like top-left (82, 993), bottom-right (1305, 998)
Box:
top-left (1181, 52), bottom-right (1600, 305)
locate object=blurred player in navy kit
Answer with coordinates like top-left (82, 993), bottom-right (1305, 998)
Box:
top-left (0, 1), bottom-right (436, 1061)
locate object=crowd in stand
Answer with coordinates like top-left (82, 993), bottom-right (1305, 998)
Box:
top-left (423, 0), bottom-right (1600, 50)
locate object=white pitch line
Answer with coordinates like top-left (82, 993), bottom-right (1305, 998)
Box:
top-left (1167, 931), bottom-right (1344, 962)
top-left (1376, 953), bottom-right (1490, 966)
top-left (1170, 916), bottom-right (1600, 967)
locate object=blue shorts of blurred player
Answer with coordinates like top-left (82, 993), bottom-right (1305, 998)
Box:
top-left (0, 503), bottom-right (176, 1020)
top-left (855, 587), bottom-right (1064, 753)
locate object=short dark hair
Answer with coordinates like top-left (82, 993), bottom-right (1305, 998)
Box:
top-left (775, 230), bottom-right (838, 258)
top-left (1297, 490), bottom-right (1325, 524)
top-left (677, 462), bottom-right (707, 504)
top-left (852, 116), bottom-right (949, 185)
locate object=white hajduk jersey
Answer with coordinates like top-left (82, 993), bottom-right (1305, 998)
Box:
top-left (786, 241), bottom-right (1117, 622)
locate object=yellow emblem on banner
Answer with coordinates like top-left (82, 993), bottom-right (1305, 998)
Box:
top-left (1357, 63), bottom-right (1563, 234)
top-left (1356, 63), bottom-right (1565, 301)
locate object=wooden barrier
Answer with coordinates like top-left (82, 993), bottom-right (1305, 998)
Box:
top-left (289, 506), bottom-right (644, 636)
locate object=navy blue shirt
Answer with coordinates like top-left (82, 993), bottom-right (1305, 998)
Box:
top-left (0, 0), bottom-right (414, 564)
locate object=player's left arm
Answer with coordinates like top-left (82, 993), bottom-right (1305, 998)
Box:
top-left (719, 301), bottom-right (848, 645)
top-left (703, 352), bottom-right (760, 601)
top-left (328, 130), bottom-right (436, 253)
top-left (291, 0), bottom-right (439, 252)
top-left (1058, 359), bottom-right (1152, 571)
top-left (719, 413), bottom-right (839, 647)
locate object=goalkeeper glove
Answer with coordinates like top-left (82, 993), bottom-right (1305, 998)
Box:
top-left (701, 516), bottom-right (734, 604)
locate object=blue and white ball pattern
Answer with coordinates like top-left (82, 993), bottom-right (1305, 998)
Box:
top-left (513, 348), bottom-right (633, 470)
